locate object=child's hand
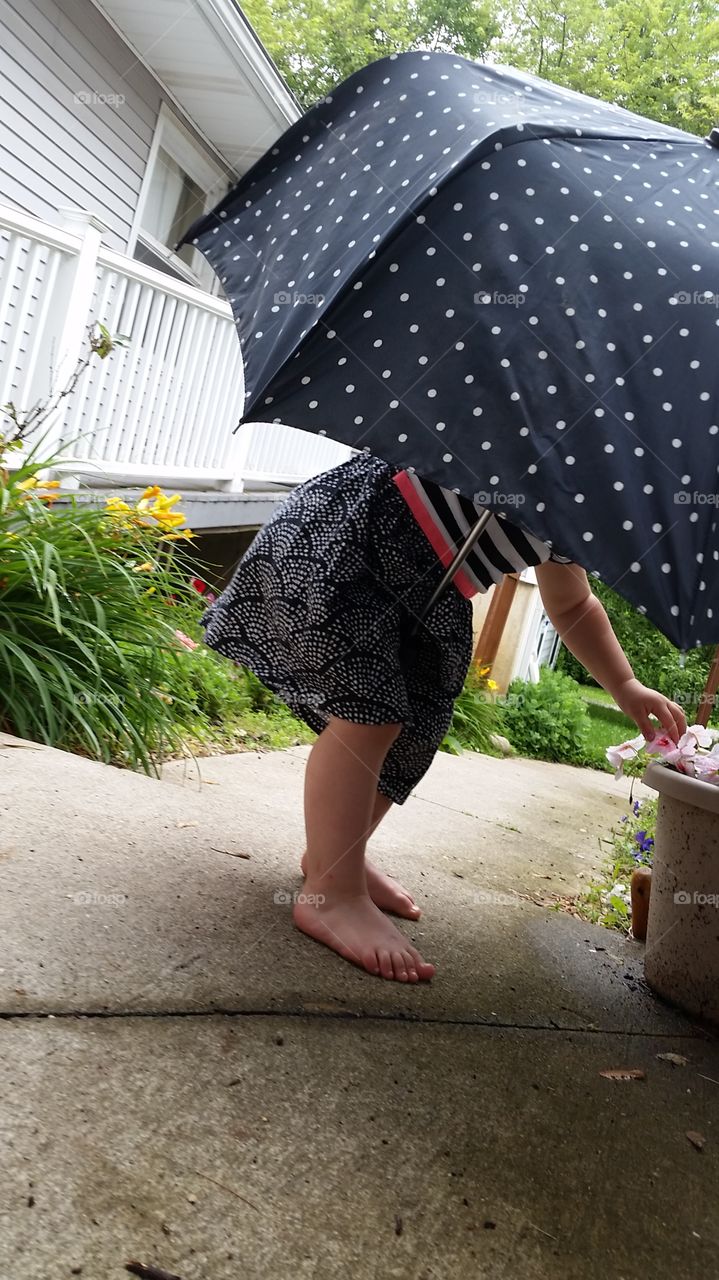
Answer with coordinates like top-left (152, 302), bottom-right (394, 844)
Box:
top-left (612, 677), bottom-right (687, 743)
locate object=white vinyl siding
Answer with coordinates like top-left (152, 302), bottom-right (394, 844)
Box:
top-left (0, 0), bottom-right (222, 253)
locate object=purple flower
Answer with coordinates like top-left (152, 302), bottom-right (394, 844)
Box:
top-left (632, 799), bottom-right (642, 816)
top-left (635, 830), bottom-right (654, 854)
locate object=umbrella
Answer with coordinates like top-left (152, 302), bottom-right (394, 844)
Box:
top-left (177, 50), bottom-right (719, 652)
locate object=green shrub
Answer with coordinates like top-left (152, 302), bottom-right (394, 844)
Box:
top-left (497, 666), bottom-right (591, 765)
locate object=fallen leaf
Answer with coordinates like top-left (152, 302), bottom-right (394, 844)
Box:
top-left (599, 1068), bottom-right (646, 1081)
top-left (394, 1215), bottom-right (403, 1237)
top-left (210, 847), bottom-right (251, 859)
top-left (686, 1131), bottom-right (706, 1152)
top-left (176, 821), bottom-right (199, 829)
top-left (656, 1052), bottom-right (689, 1067)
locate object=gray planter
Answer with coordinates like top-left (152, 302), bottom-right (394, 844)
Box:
top-left (642, 761), bottom-right (719, 1025)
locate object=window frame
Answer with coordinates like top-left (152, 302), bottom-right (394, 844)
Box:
top-left (129, 102), bottom-right (231, 290)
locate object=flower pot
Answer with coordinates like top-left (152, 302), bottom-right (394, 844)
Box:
top-left (642, 760), bottom-right (719, 1024)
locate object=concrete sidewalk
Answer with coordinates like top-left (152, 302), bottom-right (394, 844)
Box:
top-left (0, 733), bottom-right (717, 1280)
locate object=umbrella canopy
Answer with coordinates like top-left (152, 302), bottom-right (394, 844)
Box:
top-left (178, 51), bottom-right (719, 651)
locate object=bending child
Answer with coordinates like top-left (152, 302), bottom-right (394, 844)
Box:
top-left (200, 452), bottom-right (687, 983)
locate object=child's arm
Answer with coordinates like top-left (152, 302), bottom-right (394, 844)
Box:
top-left (534, 561), bottom-right (687, 743)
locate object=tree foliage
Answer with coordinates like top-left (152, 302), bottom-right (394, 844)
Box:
top-left (494, 0), bottom-right (719, 136)
top-left (241, 0), bottom-right (499, 107)
top-left (241, 0), bottom-right (719, 134)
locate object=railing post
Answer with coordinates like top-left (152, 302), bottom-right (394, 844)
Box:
top-left (221, 420), bottom-right (256, 492)
top-left (40, 208), bottom-right (109, 486)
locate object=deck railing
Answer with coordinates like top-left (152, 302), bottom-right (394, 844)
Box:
top-left (0, 203), bottom-right (350, 490)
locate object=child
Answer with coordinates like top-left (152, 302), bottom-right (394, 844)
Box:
top-left (200, 450), bottom-right (687, 983)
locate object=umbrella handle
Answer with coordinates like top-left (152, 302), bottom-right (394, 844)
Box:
top-left (410, 508), bottom-right (493, 636)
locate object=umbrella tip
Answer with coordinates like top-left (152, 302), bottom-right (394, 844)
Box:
top-left (706, 126), bottom-right (719, 148)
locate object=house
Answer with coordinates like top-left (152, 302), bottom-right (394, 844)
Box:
top-left (0, 0), bottom-right (558, 681)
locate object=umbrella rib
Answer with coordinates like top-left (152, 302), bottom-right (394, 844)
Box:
top-left (411, 508), bottom-right (493, 633)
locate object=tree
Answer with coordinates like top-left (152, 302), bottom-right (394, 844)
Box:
top-left (240, 0), bottom-right (500, 107)
top-left (494, 0), bottom-right (719, 136)
top-left (241, 0), bottom-right (719, 135)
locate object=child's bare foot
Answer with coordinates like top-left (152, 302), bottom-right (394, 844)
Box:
top-left (300, 853), bottom-right (420, 919)
top-left (293, 889), bottom-right (435, 982)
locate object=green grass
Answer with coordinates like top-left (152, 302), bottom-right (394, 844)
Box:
top-left (583, 708), bottom-right (637, 772)
top-left (580, 684), bottom-right (619, 706)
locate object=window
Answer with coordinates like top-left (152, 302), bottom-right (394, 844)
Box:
top-left (131, 104), bottom-right (231, 291)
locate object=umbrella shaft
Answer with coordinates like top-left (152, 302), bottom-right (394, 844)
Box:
top-left (412, 509), bottom-right (493, 633)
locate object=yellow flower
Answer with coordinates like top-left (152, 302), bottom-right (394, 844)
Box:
top-left (160, 528), bottom-right (196, 541)
top-left (137, 490), bottom-right (181, 515)
top-left (105, 496), bottom-right (134, 515)
top-left (132, 561), bottom-right (155, 573)
top-left (478, 664), bottom-right (491, 676)
top-left (16, 477), bottom-right (39, 491)
top-left (153, 512), bottom-right (186, 529)
top-left (487, 679), bottom-right (499, 691)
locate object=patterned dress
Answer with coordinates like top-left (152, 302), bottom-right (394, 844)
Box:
top-left (200, 451), bottom-right (571, 803)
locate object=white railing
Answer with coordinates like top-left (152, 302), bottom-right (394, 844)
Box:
top-left (0, 202), bottom-right (350, 491)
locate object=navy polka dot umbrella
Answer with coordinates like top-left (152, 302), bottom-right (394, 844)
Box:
top-left (178, 50), bottom-right (719, 652)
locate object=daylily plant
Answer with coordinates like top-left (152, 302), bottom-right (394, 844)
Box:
top-left (607, 724), bottom-right (719, 784)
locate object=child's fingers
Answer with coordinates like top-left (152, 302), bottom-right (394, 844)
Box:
top-left (668, 699), bottom-right (688, 737)
top-left (650, 695), bottom-right (683, 743)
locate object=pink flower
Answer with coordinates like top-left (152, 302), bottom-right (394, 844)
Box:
top-left (608, 723), bottom-right (719, 786)
top-left (683, 724), bottom-right (713, 750)
top-left (174, 628), bottom-right (198, 651)
top-left (644, 733), bottom-right (683, 766)
top-left (606, 734), bottom-right (645, 778)
top-left (692, 753), bottom-right (719, 780)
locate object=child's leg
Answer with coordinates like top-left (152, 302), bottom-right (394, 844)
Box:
top-left (294, 715), bottom-right (435, 982)
top-left (300, 788), bottom-right (421, 920)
